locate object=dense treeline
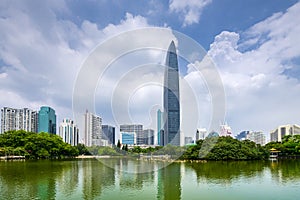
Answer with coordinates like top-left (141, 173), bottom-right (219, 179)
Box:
top-left (2, 130), bottom-right (300, 160)
top-left (265, 135), bottom-right (300, 156)
top-left (181, 136), bottom-right (269, 160)
top-left (0, 130), bottom-right (79, 159)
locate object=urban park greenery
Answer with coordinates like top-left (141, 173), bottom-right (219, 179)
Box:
top-left (181, 136), bottom-right (269, 160)
top-left (2, 130), bottom-right (300, 161)
top-left (0, 130), bottom-right (79, 159)
top-left (265, 135), bottom-right (300, 156)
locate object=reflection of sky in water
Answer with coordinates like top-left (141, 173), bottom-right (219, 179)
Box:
top-left (0, 160), bottom-right (300, 199)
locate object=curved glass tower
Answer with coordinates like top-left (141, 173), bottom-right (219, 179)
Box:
top-left (163, 41), bottom-right (180, 146)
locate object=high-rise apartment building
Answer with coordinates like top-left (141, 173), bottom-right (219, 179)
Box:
top-left (246, 131), bottom-right (266, 145)
top-left (102, 125), bottom-right (115, 145)
top-left (163, 41), bottom-right (180, 146)
top-left (38, 106), bottom-right (56, 134)
top-left (1, 107), bottom-right (38, 133)
top-left (270, 124), bottom-right (300, 142)
top-left (120, 124), bottom-right (143, 145)
top-left (59, 118), bottom-right (79, 146)
top-left (84, 110), bottom-right (102, 147)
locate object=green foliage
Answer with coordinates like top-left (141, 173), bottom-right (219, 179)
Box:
top-left (76, 143), bottom-right (91, 155)
top-left (98, 146), bottom-right (120, 156)
top-left (0, 130), bottom-right (79, 159)
top-left (265, 135), bottom-right (300, 155)
top-left (117, 140), bottom-right (121, 149)
top-left (180, 136), bottom-right (269, 161)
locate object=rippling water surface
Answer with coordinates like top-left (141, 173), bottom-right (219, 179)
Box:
top-left (0, 159), bottom-right (300, 199)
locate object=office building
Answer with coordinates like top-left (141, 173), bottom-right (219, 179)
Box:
top-left (38, 106), bottom-right (56, 134)
top-left (84, 110), bottom-right (102, 146)
top-left (59, 118), bottom-right (79, 146)
top-left (163, 41), bottom-right (181, 146)
top-left (219, 123), bottom-right (233, 137)
top-left (144, 129), bottom-right (154, 145)
top-left (120, 132), bottom-right (136, 145)
top-left (246, 131), bottom-right (266, 145)
top-left (120, 124), bottom-right (143, 145)
top-left (102, 125), bottom-right (116, 145)
top-left (195, 128), bottom-right (207, 141)
top-left (184, 136), bottom-right (193, 145)
top-left (270, 124), bottom-right (300, 142)
top-left (236, 131), bottom-right (250, 141)
top-left (1, 107), bottom-right (38, 133)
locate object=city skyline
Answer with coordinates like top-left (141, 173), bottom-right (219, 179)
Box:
top-left (1, 105), bottom-right (299, 145)
top-left (0, 1), bottom-right (299, 139)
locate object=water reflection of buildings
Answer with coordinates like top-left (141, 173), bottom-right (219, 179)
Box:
top-left (186, 161), bottom-right (267, 186)
top-left (56, 161), bottom-right (79, 197)
top-left (118, 159), bottom-right (155, 191)
top-left (157, 163), bottom-right (181, 200)
top-left (81, 159), bottom-right (115, 199)
top-left (0, 161), bottom-right (58, 199)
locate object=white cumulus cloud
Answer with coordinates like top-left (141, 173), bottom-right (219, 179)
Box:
top-left (206, 2), bottom-right (300, 137)
top-left (169, 0), bottom-right (212, 26)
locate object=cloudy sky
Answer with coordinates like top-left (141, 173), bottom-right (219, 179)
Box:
top-left (1, 0), bottom-right (300, 141)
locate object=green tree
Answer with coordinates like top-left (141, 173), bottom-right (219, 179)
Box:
top-left (117, 139), bottom-right (121, 149)
top-left (0, 130), bottom-right (79, 159)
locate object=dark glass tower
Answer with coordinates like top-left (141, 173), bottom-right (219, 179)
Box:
top-left (163, 41), bottom-right (180, 146)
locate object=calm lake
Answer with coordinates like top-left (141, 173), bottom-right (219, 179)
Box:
top-left (0, 159), bottom-right (300, 199)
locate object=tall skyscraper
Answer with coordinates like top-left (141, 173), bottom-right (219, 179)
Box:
top-left (38, 106), bottom-right (56, 134)
top-left (163, 41), bottom-right (180, 146)
top-left (120, 124), bottom-right (144, 145)
top-left (1, 107), bottom-right (38, 133)
top-left (59, 118), bottom-right (79, 146)
top-left (102, 125), bottom-right (116, 145)
top-left (84, 110), bottom-right (102, 147)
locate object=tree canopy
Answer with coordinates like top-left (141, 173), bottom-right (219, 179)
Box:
top-left (181, 136), bottom-right (269, 160)
top-left (0, 130), bottom-right (79, 159)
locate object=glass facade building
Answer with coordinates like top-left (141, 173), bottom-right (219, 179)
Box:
top-left (38, 106), bottom-right (56, 134)
top-left (163, 41), bottom-right (180, 146)
top-left (120, 132), bottom-right (136, 145)
top-left (102, 125), bottom-right (116, 145)
top-left (120, 124), bottom-right (143, 145)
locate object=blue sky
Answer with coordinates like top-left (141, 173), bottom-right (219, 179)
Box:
top-left (0, 0), bottom-right (300, 142)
